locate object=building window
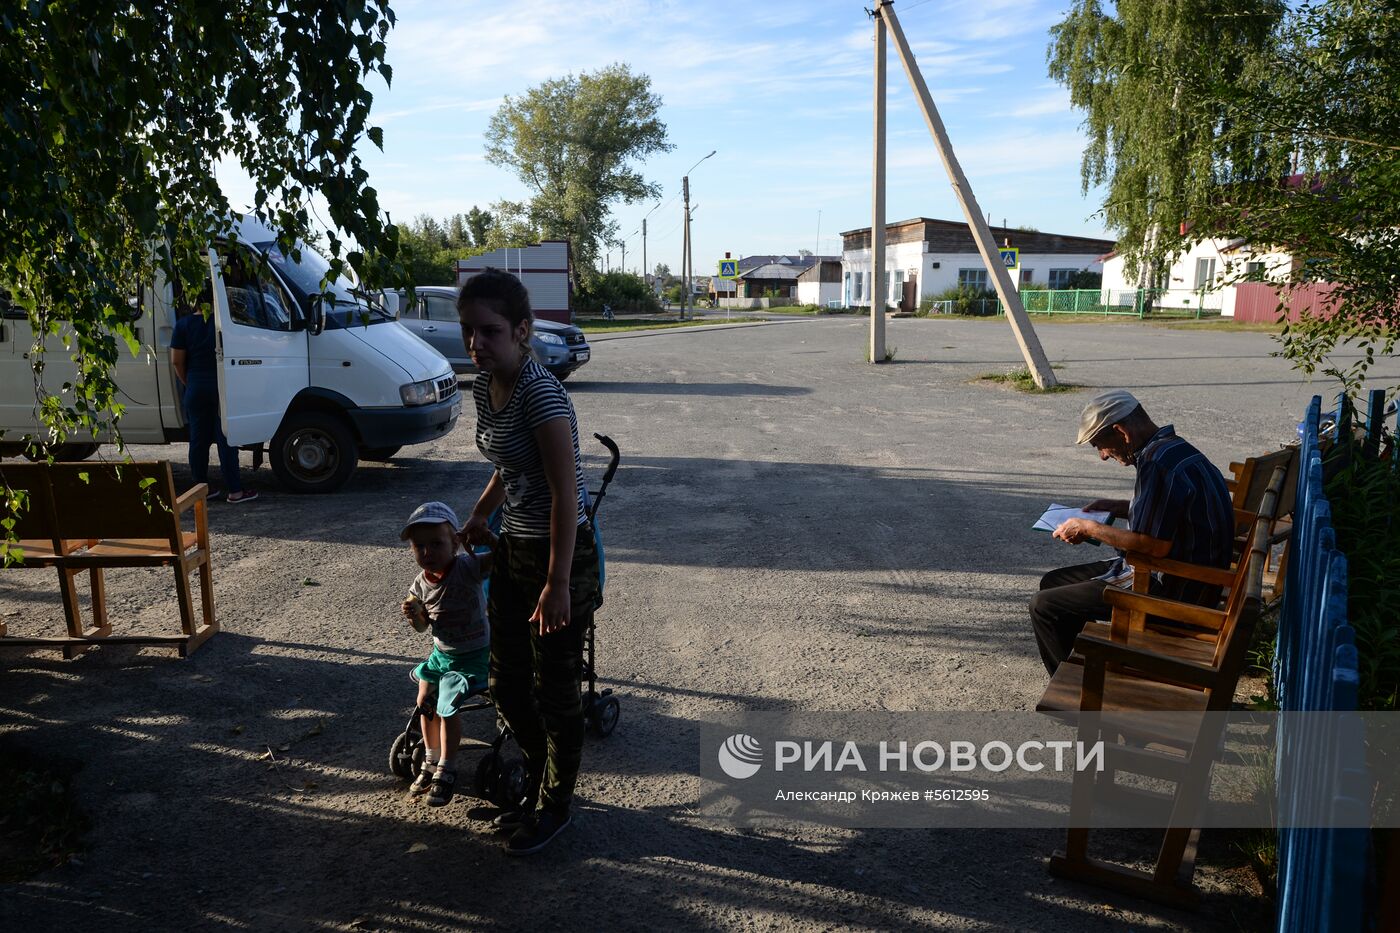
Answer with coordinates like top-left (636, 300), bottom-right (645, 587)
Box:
top-left (1245, 261), bottom-right (1265, 278)
top-left (1194, 257), bottom-right (1217, 290)
top-left (1020, 268), bottom-right (1034, 285)
top-left (854, 271), bottom-right (864, 301)
top-left (1048, 268), bottom-right (1078, 289)
top-left (893, 269), bottom-right (904, 302)
top-left (958, 268), bottom-right (988, 290)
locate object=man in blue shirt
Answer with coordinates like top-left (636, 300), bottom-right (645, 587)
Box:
top-left (1028, 390), bottom-right (1233, 675)
top-left (170, 308), bottom-right (257, 502)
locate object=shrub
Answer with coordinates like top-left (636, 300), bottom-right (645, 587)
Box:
top-left (576, 271), bottom-right (661, 315)
top-left (930, 285), bottom-right (999, 315)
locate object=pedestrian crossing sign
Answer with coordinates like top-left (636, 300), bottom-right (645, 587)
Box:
top-left (717, 260), bottom-right (738, 280)
top-left (999, 248), bottom-right (1019, 269)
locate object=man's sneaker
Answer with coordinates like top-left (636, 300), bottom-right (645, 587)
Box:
top-left (426, 768), bottom-right (457, 807)
top-left (504, 808), bottom-right (571, 856)
top-left (409, 763), bottom-right (435, 795)
top-left (490, 802), bottom-right (535, 832)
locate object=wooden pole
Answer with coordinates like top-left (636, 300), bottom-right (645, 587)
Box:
top-left (870, 6), bottom-right (888, 363)
top-left (878, 3), bottom-right (1058, 388)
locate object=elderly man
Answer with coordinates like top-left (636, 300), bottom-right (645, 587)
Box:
top-left (1029, 390), bottom-right (1234, 675)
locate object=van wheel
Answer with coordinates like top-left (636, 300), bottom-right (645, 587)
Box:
top-left (270, 412), bottom-right (358, 493)
top-left (359, 445), bottom-right (401, 462)
top-left (22, 442), bottom-right (99, 462)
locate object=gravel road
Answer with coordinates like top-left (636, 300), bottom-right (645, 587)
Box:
top-left (6, 315), bottom-right (1392, 931)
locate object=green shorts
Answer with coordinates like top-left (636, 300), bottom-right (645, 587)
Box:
top-left (412, 646), bottom-right (490, 712)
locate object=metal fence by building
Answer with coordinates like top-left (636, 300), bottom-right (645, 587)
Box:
top-left (922, 288), bottom-right (1224, 319)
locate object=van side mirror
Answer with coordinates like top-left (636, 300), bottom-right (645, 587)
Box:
top-left (380, 290), bottom-right (400, 319)
top-left (309, 296), bottom-right (327, 336)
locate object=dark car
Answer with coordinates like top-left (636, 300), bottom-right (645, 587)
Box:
top-left (394, 286), bottom-right (591, 381)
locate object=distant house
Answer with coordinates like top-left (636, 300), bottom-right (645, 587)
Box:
top-left (1099, 238), bottom-right (1298, 319)
top-left (840, 218), bottom-right (1114, 309)
top-left (796, 259), bottom-right (843, 307)
top-left (736, 254), bottom-right (818, 275)
top-left (736, 262), bottom-right (804, 299)
top-left (709, 277), bottom-right (737, 301)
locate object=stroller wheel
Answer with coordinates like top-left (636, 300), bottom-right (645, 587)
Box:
top-left (474, 750), bottom-right (501, 800)
top-left (495, 758), bottom-right (529, 809)
top-left (589, 695), bottom-right (621, 738)
top-left (389, 732), bottom-right (421, 780)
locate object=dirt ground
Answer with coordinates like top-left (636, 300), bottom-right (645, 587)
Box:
top-left (6, 316), bottom-right (1392, 931)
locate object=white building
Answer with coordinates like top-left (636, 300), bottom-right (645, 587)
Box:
top-left (840, 218), bottom-right (1115, 309)
top-left (456, 240), bottom-right (572, 323)
top-left (1099, 238), bottom-right (1294, 317)
top-left (796, 259), bottom-right (843, 307)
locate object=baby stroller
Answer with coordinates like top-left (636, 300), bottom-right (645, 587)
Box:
top-left (388, 434), bottom-right (622, 807)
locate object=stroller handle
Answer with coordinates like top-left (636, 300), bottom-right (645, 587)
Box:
top-left (594, 433), bottom-right (620, 487)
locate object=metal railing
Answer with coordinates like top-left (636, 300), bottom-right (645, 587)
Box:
top-left (920, 288), bottom-right (1224, 319)
top-left (1274, 393), bottom-right (1380, 932)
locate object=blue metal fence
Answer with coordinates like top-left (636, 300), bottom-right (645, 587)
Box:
top-left (1274, 393), bottom-right (1379, 931)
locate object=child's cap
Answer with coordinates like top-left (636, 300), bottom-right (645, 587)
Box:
top-left (400, 501), bottom-right (460, 540)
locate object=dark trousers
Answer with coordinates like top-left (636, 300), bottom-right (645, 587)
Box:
top-left (183, 380), bottom-right (241, 492)
top-left (1029, 560), bottom-right (1116, 675)
top-left (488, 525), bottom-right (600, 815)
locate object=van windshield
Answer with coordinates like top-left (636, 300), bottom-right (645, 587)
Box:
top-left (257, 240), bottom-right (393, 327)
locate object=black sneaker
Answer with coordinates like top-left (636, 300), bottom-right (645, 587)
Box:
top-left (504, 808), bottom-right (571, 856)
top-left (426, 768), bottom-right (457, 807)
top-left (490, 803), bottom-right (534, 832)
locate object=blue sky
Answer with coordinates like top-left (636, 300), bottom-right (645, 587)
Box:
top-left (221, 0), bottom-right (1112, 273)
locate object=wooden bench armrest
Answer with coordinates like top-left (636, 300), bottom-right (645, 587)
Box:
top-left (175, 483), bottom-right (209, 514)
top-left (1075, 631), bottom-right (1220, 688)
top-left (1122, 550), bottom-right (1237, 588)
top-left (1104, 587), bottom-right (1228, 631)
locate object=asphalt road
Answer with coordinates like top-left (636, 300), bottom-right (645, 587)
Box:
top-left (5, 316), bottom-right (1394, 931)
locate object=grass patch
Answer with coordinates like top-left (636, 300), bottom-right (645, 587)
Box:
top-left (976, 365), bottom-right (1078, 393)
top-left (773, 304), bottom-right (860, 316)
top-left (575, 316), bottom-right (762, 333)
top-left (1158, 319), bottom-right (1285, 333)
top-left (0, 744), bottom-right (89, 880)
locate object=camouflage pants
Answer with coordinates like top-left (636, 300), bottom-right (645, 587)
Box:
top-left (488, 524), bottom-right (600, 814)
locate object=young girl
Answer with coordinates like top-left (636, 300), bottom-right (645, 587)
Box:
top-left (456, 269), bottom-right (600, 856)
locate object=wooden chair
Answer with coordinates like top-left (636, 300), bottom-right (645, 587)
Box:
top-left (0, 461), bottom-right (217, 657)
top-left (1, 463), bottom-right (110, 651)
top-left (1035, 467), bottom-right (1282, 907)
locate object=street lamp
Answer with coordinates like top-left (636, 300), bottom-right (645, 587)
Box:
top-left (640, 199), bottom-right (663, 287)
top-left (682, 150), bottom-right (717, 319)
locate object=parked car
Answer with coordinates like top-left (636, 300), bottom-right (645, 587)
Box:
top-left (394, 286), bottom-right (591, 381)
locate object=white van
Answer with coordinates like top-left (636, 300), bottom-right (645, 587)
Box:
top-left (0, 216), bottom-right (460, 493)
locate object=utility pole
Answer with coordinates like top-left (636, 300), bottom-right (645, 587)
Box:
top-left (870, 3), bottom-right (887, 363)
top-left (642, 218), bottom-right (647, 284)
top-left (876, 1), bottom-right (1057, 388)
top-left (621, 240), bottom-right (626, 275)
top-left (681, 175), bottom-right (690, 320)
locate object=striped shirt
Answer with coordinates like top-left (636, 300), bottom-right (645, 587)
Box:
top-left (473, 357), bottom-right (586, 537)
top-left (1124, 425), bottom-right (1235, 605)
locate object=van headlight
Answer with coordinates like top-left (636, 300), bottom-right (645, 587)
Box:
top-left (535, 332), bottom-right (564, 345)
top-left (399, 379), bottom-right (437, 406)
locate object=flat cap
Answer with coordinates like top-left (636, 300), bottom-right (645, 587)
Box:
top-left (1076, 390), bottom-right (1141, 445)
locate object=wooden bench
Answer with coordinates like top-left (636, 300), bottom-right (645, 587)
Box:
top-left (1035, 466), bottom-right (1284, 907)
top-left (0, 461), bottom-right (217, 657)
